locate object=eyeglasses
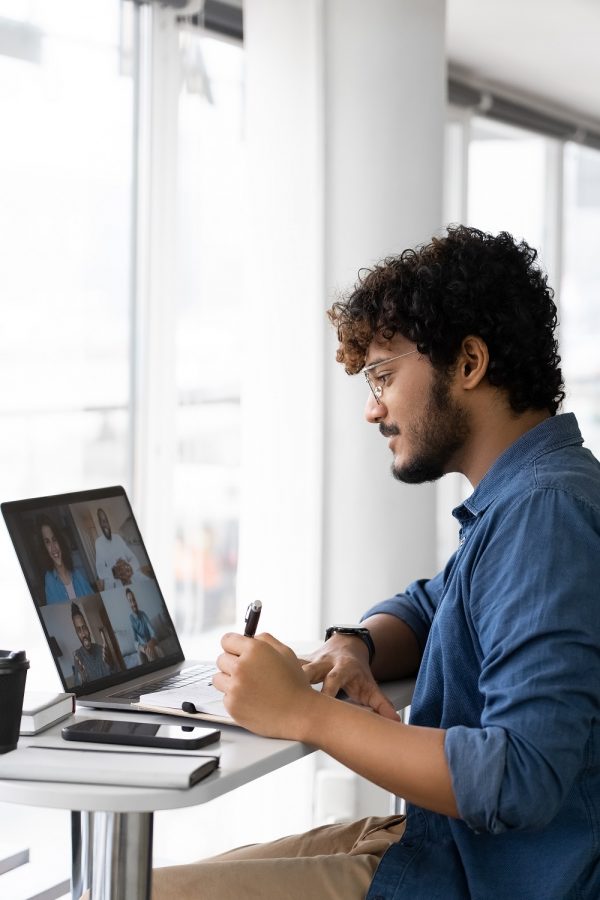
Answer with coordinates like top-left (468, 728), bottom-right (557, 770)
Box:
top-left (363, 349), bottom-right (419, 404)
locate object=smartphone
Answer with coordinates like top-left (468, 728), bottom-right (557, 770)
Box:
top-left (62, 718), bottom-right (220, 750)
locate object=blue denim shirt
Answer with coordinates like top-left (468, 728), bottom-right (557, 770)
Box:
top-left (364, 414), bottom-right (600, 899)
top-left (130, 610), bottom-right (156, 648)
top-left (44, 567), bottom-right (94, 604)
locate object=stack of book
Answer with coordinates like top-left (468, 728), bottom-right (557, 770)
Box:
top-left (19, 692), bottom-right (75, 736)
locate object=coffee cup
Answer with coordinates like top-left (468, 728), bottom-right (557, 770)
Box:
top-left (0, 650), bottom-right (30, 754)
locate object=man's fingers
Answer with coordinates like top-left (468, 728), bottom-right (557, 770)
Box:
top-left (319, 670), bottom-right (346, 698)
top-left (255, 632), bottom-right (298, 663)
top-left (361, 685), bottom-right (401, 720)
top-left (220, 632), bottom-right (246, 654)
top-left (301, 659), bottom-right (329, 685)
top-left (221, 631), bottom-right (290, 657)
top-left (211, 670), bottom-right (227, 694)
top-left (254, 631), bottom-right (285, 651)
top-left (216, 649), bottom-right (238, 675)
top-left (372, 696), bottom-right (402, 721)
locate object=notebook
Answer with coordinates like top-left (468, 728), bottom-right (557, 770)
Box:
top-left (2, 486), bottom-right (228, 721)
top-left (0, 746), bottom-right (219, 789)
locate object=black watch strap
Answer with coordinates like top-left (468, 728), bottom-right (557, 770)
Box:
top-left (324, 625), bottom-right (375, 665)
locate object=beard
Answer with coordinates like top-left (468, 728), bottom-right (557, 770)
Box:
top-left (382, 371), bottom-right (470, 484)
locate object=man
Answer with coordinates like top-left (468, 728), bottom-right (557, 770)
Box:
top-left (126, 588), bottom-right (164, 664)
top-left (94, 508), bottom-right (150, 591)
top-left (154, 226), bottom-right (600, 899)
top-left (71, 602), bottom-right (117, 685)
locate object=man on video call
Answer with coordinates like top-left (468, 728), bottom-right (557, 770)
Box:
top-left (94, 508), bottom-right (151, 591)
top-left (126, 588), bottom-right (164, 664)
top-left (154, 226), bottom-right (600, 900)
top-left (71, 602), bottom-right (117, 685)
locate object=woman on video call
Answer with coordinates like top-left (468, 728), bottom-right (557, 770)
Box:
top-left (38, 514), bottom-right (93, 604)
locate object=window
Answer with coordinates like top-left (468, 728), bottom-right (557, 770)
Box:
top-left (467, 117), bottom-right (550, 264)
top-left (173, 30), bottom-right (243, 636)
top-left (462, 116), bottom-right (600, 456)
top-left (0, 0), bottom-right (134, 889)
top-left (441, 111), bottom-right (600, 565)
top-left (0, 2), bottom-right (247, 887)
top-left (0, 0), bottom-right (133, 673)
top-left (561, 143), bottom-right (600, 455)
top-left (0, 4), bottom-right (246, 668)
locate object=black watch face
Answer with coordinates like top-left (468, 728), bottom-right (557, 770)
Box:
top-left (326, 627), bottom-right (368, 640)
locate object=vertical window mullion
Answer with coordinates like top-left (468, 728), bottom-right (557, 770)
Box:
top-left (131, 2), bottom-right (180, 594)
top-left (543, 138), bottom-right (565, 314)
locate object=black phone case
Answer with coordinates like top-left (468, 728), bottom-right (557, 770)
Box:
top-left (61, 721), bottom-right (220, 750)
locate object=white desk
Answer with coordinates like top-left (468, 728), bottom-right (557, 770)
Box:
top-left (0, 679), bottom-right (415, 900)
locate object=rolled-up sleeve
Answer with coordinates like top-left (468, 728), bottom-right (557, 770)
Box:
top-left (445, 488), bottom-right (600, 834)
top-left (361, 569), bottom-right (447, 653)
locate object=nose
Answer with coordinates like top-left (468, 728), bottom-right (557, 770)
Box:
top-left (365, 390), bottom-right (385, 423)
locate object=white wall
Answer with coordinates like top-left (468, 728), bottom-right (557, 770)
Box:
top-left (239, 0), bottom-right (446, 644)
top-left (237, 0), bottom-right (326, 640)
top-left (321, 0), bottom-right (447, 625)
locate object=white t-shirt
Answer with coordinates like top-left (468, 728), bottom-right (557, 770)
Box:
top-left (95, 532), bottom-right (142, 590)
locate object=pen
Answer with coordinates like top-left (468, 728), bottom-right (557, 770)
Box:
top-left (182, 603), bottom-right (262, 713)
top-left (244, 599), bottom-right (262, 637)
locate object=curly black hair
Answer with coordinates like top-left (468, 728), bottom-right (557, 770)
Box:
top-left (327, 225), bottom-right (564, 415)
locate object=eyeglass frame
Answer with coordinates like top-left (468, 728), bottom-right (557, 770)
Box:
top-left (363, 349), bottom-right (419, 404)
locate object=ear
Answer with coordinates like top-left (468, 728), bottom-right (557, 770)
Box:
top-left (457, 335), bottom-right (489, 391)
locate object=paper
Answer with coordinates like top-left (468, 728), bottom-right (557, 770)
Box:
top-left (138, 684), bottom-right (229, 720)
top-left (22, 692), bottom-right (73, 715)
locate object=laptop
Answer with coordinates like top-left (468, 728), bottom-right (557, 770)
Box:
top-left (2, 486), bottom-right (220, 713)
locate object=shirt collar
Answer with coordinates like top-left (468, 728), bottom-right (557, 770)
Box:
top-left (453, 413), bottom-right (583, 523)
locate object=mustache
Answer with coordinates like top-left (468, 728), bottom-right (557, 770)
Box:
top-left (379, 422), bottom-right (400, 438)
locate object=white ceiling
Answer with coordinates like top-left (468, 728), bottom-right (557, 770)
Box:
top-left (446, 0), bottom-right (600, 124)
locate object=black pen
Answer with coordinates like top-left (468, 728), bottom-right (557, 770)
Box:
top-left (244, 600), bottom-right (262, 637)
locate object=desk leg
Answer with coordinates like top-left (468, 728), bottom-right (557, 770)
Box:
top-left (71, 810), bottom-right (153, 899)
top-left (390, 706), bottom-right (411, 817)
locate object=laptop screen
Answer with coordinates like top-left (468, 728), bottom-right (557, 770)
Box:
top-left (2, 486), bottom-right (184, 696)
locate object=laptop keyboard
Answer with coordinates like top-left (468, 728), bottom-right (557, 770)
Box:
top-left (109, 663), bottom-right (217, 702)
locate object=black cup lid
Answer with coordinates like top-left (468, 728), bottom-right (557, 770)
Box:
top-left (0, 649), bottom-right (30, 669)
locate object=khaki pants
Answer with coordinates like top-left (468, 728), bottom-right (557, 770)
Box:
top-left (152, 815), bottom-right (405, 900)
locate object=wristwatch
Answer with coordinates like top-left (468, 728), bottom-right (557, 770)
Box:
top-left (324, 625), bottom-right (375, 665)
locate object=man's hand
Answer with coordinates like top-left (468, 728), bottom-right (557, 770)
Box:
top-left (215, 630), bottom-right (456, 818)
top-left (300, 636), bottom-right (399, 721)
top-left (213, 633), bottom-right (318, 739)
top-left (74, 654), bottom-right (87, 682)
